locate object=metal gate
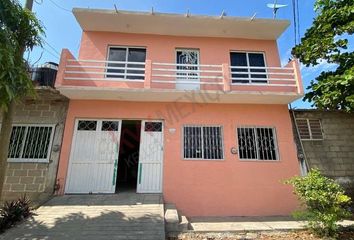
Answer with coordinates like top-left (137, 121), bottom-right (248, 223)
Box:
top-left (137, 120), bottom-right (164, 193)
top-left (65, 119), bottom-right (122, 194)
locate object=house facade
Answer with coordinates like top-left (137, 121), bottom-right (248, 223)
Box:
top-left (54, 9), bottom-right (304, 217)
top-left (0, 88), bottom-right (68, 203)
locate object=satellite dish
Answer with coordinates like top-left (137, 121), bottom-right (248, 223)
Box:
top-left (267, 2), bottom-right (288, 18)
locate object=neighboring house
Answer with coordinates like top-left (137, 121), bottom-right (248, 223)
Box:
top-left (0, 65), bottom-right (68, 203)
top-left (291, 109), bottom-right (354, 199)
top-left (54, 9), bottom-right (304, 217)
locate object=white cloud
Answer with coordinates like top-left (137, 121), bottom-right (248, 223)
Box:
top-left (301, 60), bottom-right (337, 78)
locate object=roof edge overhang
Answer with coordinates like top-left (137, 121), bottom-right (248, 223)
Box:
top-left (73, 8), bottom-right (290, 40)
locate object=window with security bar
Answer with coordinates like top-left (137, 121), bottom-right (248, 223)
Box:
top-left (183, 126), bottom-right (224, 160)
top-left (7, 125), bottom-right (55, 163)
top-left (237, 127), bottom-right (278, 160)
top-left (295, 119), bottom-right (323, 140)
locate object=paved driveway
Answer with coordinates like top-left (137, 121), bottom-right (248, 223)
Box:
top-left (0, 193), bottom-right (165, 240)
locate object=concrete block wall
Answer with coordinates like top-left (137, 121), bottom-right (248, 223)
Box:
top-left (291, 110), bottom-right (354, 198)
top-left (0, 89), bottom-right (68, 203)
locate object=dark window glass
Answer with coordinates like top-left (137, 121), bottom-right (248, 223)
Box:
top-left (107, 48), bottom-right (126, 78)
top-left (230, 52), bottom-right (249, 83)
top-left (230, 52), bottom-right (267, 84)
top-left (237, 128), bottom-right (257, 159)
top-left (248, 53), bottom-right (267, 83)
top-left (184, 126), bottom-right (223, 160)
top-left (184, 126), bottom-right (202, 159)
top-left (127, 48), bottom-right (146, 80)
top-left (256, 128), bottom-right (277, 160)
top-left (237, 127), bottom-right (278, 160)
top-left (106, 47), bottom-right (146, 79)
top-left (8, 126), bottom-right (26, 158)
top-left (102, 121), bottom-right (119, 131)
top-left (77, 121), bottom-right (97, 131)
top-left (144, 122), bottom-right (162, 132)
top-left (8, 125), bottom-right (54, 160)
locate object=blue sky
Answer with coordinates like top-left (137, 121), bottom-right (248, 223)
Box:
top-left (22, 0), bottom-right (332, 109)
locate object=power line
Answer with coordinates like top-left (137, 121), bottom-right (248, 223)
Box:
top-left (296, 0), bottom-right (301, 42)
top-left (43, 47), bottom-right (60, 60)
top-left (292, 0), bottom-right (298, 45)
top-left (48, 0), bottom-right (71, 13)
top-left (42, 38), bottom-right (61, 56)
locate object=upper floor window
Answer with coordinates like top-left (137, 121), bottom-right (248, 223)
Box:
top-left (7, 124), bottom-right (55, 163)
top-left (237, 126), bottom-right (278, 161)
top-left (183, 125), bottom-right (224, 160)
top-left (230, 52), bottom-right (267, 84)
top-left (107, 47), bottom-right (146, 80)
top-left (295, 119), bottom-right (323, 140)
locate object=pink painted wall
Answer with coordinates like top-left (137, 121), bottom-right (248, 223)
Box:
top-left (78, 31), bottom-right (281, 65)
top-left (56, 100), bottom-right (300, 216)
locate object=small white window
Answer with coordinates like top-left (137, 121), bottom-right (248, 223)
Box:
top-left (7, 124), bottom-right (55, 163)
top-left (237, 126), bottom-right (279, 160)
top-left (183, 125), bottom-right (224, 160)
top-left (296, 119), bottom-right (323, 140)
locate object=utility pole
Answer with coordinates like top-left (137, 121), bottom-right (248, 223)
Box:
top-left (25, 0), bottom-right (34, 11)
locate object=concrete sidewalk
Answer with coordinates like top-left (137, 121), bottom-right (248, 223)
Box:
top-left (0, 193), bottom-right (165, 240)
top-left (189, 216), bottom-right (354, 232)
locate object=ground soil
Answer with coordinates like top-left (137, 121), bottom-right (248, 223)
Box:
top-left (167, 229), bottom-right (354, 240)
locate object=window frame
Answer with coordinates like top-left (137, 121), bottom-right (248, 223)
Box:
top-left (236, 126), bottom-right (280, 162)
top-left (7, 123), bottom-right (56, 163)
top-left (182, 125), bottom-right (224, 161)
top-left (106, 45), bottom-right (147, 80)
top-left (296, 118), bottom-right (324, 141)
top-left (229, 51), bottom-right (268, 84)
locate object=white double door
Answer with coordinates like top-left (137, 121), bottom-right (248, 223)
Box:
top-left (65, 119), bottom-right (163, 194)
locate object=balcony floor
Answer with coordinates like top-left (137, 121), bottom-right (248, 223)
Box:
top-left (57, 86), bottom-right (303, 104)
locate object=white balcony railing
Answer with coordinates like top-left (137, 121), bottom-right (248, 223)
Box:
top-left (151, 62), bottom-right (224, 86)
top-left (61, 57), bottom-right (300, 93)
top-left (64, 59), bottom-right (146, 82)
top-left (230, 66), bottom-right (297, 87)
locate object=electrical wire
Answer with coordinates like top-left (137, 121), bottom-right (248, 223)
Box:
top-left (48, 0), bottom-right (71, 13)
top-left (296, 0), bottom-right (301, 42)
top-left (42, 38), bottom-right (61, 56)
top-left (43, 47), bottom-right (60, 60)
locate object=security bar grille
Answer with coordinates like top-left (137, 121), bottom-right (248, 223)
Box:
top-left (183, 126), bottom-right (223, 160)
top-left (237, 127), bottom-right (278, 160)
top-left (8, 124), bottom-right (55, 163)
top-left (295, 119), bottom-right (323, 140)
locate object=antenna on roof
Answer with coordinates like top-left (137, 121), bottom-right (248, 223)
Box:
top-left (220, 10), bottom-right (226, 19)
top-left (250, 12), bottom-right (257, 21)
top-left (114, 4), bottom-right (118, 13)
top-left (185, 9), bottom-right (190, 17)
top-left (267, 0), bottom-right (287, 19)
top-left (151, 7), bottom-right (154, 15)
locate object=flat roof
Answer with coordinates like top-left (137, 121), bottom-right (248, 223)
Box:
top-left (73, 8), bottom-right (290, 40)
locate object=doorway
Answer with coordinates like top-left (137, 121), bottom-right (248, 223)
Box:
top-left (116, 120), bottom-right (141, 192)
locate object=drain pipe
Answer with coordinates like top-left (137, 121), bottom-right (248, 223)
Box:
top-left (289, 103), bottom-right (310, 176)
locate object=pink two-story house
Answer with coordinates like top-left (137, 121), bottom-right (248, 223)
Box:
top-left (55, 8), bottom-right (304, 217)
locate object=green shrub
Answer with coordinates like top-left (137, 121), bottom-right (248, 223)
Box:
top-left (0, 195), bottom-right (32, 232)
top-left (285, 169), bottom-right (352, 237)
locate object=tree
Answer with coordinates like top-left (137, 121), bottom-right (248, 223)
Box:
top-left (292, 0), bottom-right (354, 112)
top-left (0, 0), bottom-right (43, 199)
